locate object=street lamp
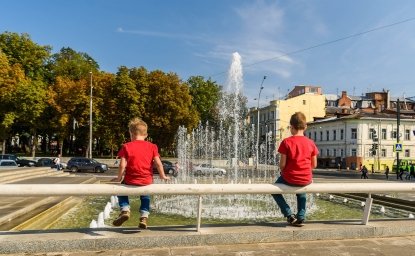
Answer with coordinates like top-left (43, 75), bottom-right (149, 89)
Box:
top-left (256, 76), bottom-right (267, 170)
top-left (88, 70), bottom-right (93, 158)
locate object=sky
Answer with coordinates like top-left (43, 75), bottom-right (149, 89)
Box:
top-left (2, 0), bottom-right (415, 107)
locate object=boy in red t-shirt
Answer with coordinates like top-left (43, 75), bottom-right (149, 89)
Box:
top-left (272, 112), bottom-right (318, 227)
top-left (112, 118), bottom-right (170, 228)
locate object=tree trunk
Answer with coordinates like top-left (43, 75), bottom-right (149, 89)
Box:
top-left (1, 140), bottom-right (5, 154)
top-left (31, 131), bottom-right (37, 159)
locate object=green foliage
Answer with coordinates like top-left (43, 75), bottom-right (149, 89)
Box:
top-left (0, 31), bottom-right (226, 156)
top-left (48, 47), bottom-right (98, 81)
top-left (143, 70), bottom-right (199, 152)
top-left (0, 32), bottom-right (51, 80)
top-left (188, 76), bottom-right (221, 127)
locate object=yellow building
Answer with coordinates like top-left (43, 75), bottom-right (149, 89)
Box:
top-left (248, 85), bottom-right (326, 151)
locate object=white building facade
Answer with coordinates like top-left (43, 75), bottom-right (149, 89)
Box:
top-left (307, 113), bottom-right (415, 171)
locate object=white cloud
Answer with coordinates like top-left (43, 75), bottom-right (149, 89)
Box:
top-left (116, 27), bottom-right (203, 41)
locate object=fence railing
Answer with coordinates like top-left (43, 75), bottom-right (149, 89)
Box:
top-left (1, 183), bottom-right (414, 231)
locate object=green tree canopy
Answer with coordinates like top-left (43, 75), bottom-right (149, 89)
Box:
top-left (0, 32), bottom-right (51, 80)
top-left (188, 76), bottom-right (222, 127)
top-left (142, 70), bottom-right (199, 152)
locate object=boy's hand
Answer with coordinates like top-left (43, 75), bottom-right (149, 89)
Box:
top-left (159, 175), bottom-right (170, 181)
top-left (111, 177), bottom-right (123, 183)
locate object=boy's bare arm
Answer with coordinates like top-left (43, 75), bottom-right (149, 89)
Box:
top-left (154, 157), bottom-right (170, 180)
top-left (111, 157), bottom-right (126, 182)
top-left (279, 154), bottom-right (286, 171)
top-left (311, 155), bottom-right (317, 169)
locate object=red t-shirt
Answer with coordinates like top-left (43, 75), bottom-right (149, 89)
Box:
top-left (117, 140), bottom-right (160, 185)
top-left (278, 135), bottom-right (318, 185)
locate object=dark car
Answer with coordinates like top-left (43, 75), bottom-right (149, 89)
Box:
top-left (65, 157), bottom-right (108, 173)
top-left (153, 160), bottom-right (178, 176)
top-left (35, 158), bottom-right (56, 168)
top-left (0, 154), bottom-right (36, 167)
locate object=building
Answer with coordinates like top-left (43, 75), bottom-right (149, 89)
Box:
top-left (308, 111), bottom-right (415, 171)
top-left (248, 85), bottom-right (326, 158)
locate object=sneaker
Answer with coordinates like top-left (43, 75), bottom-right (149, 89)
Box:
top-left (139, 217), bottom-right (148, 229)
top-left (292, 219), bottom-right (305, 227)
top-left (112, 211), bottom-right (130, 226)
top-left (286, 214), bottom-right (297, 225)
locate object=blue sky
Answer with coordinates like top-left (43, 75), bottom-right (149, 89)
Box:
top-left (2, 0), bottom-right (415, 107)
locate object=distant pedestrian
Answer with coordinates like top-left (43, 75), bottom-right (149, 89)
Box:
top-left (54, 154), bottom-right (62, 171)
top-left (398, 167), bottom-right (404, 180)
top-left (405, 167), bottom-right (411, 180)
top-left (385, 166), bottom-right (390, 180)
top-left (360, 165), bottom-right (369, 179)
top-left (410, 164), bottom-right (415, 180)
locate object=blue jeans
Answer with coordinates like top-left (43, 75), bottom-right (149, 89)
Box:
top-left (271, 176), bottom-right (307, 220)
top-left (117, 195), bottom-right (150, 218)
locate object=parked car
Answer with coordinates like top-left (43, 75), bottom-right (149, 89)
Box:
top-left (65, 157), bottom-right (108, 173)
top-left (153, 160), bottom-right (178, 176)
top-left (35, 158), bottom-right (56, 168)
top-left (0, 159), bottom-right (19, 169)
top-left (0, 154), bottom-right (36, 167)
top-left (192, 163), bottom-right (226, 176)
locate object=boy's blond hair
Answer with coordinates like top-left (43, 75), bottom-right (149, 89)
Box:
top-left (290, 112), bottom-right (307, 130)
top-left (129, 118), bottom-right (148, 136)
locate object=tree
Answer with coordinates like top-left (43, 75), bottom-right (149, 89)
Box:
top-left (0, 32), bottom-right (51, 80)
top-left (46, 76), bottom-right (90, 155)
top-left (12, 79), bottom-right (49, 156)
top-left (0, 50), bottom-right (26, 153)
top-left (0, 32), bottom-right (51, 156)
top-left (141, 70), bottom-right (198, 153)
top-left (108, 66), bottom-right (144, 147)
top-left (45, 47), bottom-right (100, 155)
top-left (93, 72), bottom-right (118, 157)
top-left (187, 76), bottom-right (222, 128)
top-left (47, 47), bottom-right (98, 82)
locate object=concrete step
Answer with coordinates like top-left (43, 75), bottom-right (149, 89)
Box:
top-left (0, 176), bottom-right (98, 230)
top-left (0, 167), bottom-right (53, 183)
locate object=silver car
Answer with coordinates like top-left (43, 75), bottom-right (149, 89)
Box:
top-left (0, 159), bottom-right (19, 169)
top-left (193, 163), bottom-right (226, 176)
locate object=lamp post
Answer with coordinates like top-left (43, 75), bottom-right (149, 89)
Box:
top-left (256, 76), bottom-right (267, 170)
top-left (88, 70), bottom-right (93, 158)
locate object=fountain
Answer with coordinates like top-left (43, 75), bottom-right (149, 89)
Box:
top-left (153, 52), bottom-right (316, 220)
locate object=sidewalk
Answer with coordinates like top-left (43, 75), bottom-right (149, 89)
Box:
top-left (2, 219), bottom-right (415, 254)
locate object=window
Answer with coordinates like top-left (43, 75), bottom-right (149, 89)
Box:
top-left (369, 128), bottom-right (375, 140)
top-left (320, 131), bottom-right (323, 141)
top-left (326, 149), bottom-right (330, 156)
top-left (351, 128), bottom-right (357, 139)
top-left (308, 132), bottom-right (311, 138)
top-left (340, 129), bottom-right (344, 140)
top-left (340, 149), bottom-right (344, 157)
top-left (333, 149), bottom-right (337, 157)
top-left (381, 149), bottom-right (386, 157)
top-left (333, 130), bottom-right (337, 140)
top-left (271, 111), bottom-right (274, 119)
top-left (405, 129), bottom-right (410, 140)
top-left (326, 131), bottom-right (329, 141)
top-left (314, 132), bottom-right (317, 141)
top-left (405, 149), bottom-right (410, 157)
top-left (351, 149), bottom-right (357, 156)
top-left (381, 128), bottom-right (387, 140)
